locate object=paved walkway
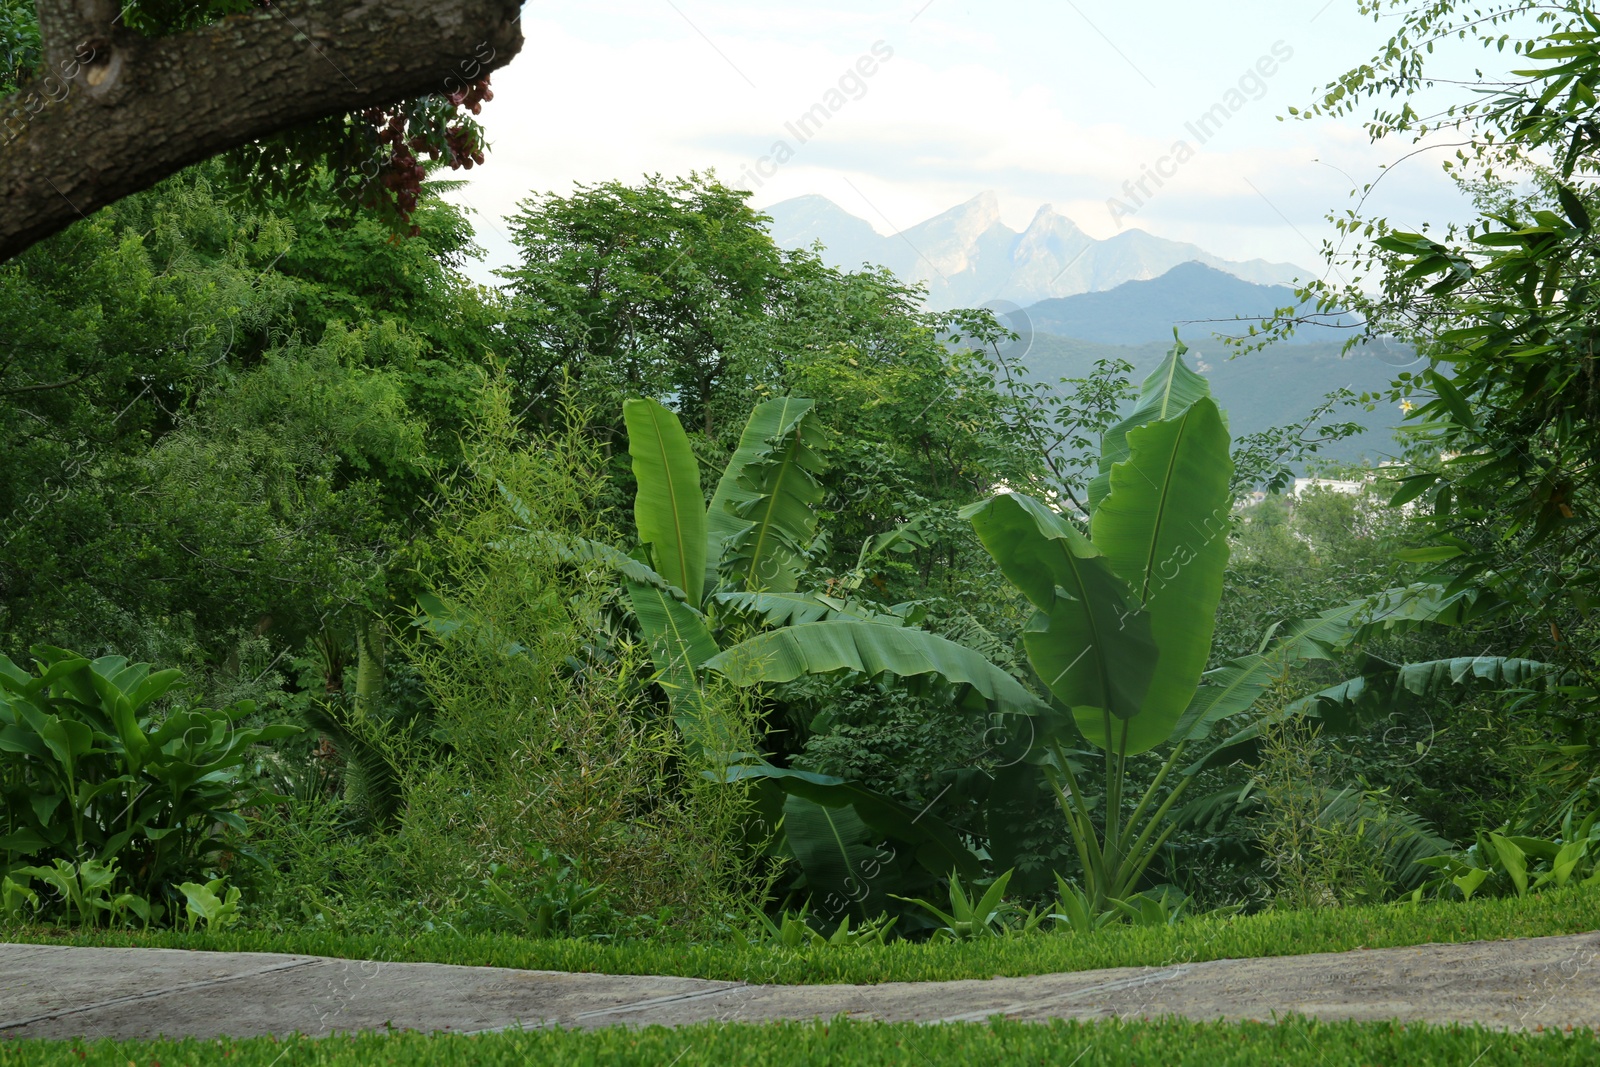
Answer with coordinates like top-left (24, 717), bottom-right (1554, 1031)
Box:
top-left (3, 934), bottom-right (1599, 1039)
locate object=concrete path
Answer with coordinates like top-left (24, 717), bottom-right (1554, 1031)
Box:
top-left (3, 933), bottom-right (1599, 1040)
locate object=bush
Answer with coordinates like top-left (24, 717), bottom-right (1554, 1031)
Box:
top-left (0, 646), bottom-right (297, 925)
top-left (392, 384), bottom-right (761, 931)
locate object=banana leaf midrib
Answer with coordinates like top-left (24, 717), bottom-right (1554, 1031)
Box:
top-left (821, 806), bottom-right (856, 883)
top-left (642, 411), bottom-right (698, 594)
top-left (1134, 410), bottom-right (1191, 606)
top-left (1051, 539), bottom-right (1119, 708)
top-left (1155, 354), bottom-right (1182, 419)
top-left (736, 429), bottom-right (803, 590)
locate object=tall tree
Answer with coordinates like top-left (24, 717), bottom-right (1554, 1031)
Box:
top-left (1262, 0), bottom-right (1600, 721)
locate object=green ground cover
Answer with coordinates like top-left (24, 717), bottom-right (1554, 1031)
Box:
top-left (3, 1018), bottom-right (1597, 1066)
top-left (6, 887), bottom-right (1596, 986)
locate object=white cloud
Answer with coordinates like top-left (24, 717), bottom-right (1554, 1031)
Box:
top-left (450, 1), bottom-right (1474, 285)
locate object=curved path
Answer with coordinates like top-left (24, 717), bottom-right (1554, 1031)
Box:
top-left (3, 934), bottom-right (1598, 1039)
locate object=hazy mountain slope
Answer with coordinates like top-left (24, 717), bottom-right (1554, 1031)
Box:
top-left (1022, 261), bottom-right (1356, 346)
top-left (1019, 331), bottom-right (1411, 466)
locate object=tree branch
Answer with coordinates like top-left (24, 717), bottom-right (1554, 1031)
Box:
top-left (1, 0), bottom-right (524, 261)
top-left (34, 0), bottom-right (114, 71)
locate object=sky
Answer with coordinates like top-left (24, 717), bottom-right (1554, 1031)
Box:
top-left (449, 0), bottom-right (1502, 286)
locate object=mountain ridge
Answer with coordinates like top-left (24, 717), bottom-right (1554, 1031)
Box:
top-left (761, 192), bottom-right (1310, 310)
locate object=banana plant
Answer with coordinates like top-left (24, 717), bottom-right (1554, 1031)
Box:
top-left (959, 343), bottom-right (1235, 911)
top-left (467, 395), bottom-right (1043, 915)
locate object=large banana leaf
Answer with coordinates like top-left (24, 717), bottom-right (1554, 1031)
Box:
top-left (1087, 342), bottom-right (1212, 511)
top-left (1345, 582), bottom-right (1502, 643)
top-left (1169, 599), bottom-right (1367, 744)
top-left (623, 398), bottom-right (707, 600)
top-left (624, 579), bottom-right (728, 753)
top-left (1289, 654), bottom-right (1564, 731)
top-left (1190, 654), bottom-right (1563, 774)
top-left (706, 399), bottom-right (813, 567)
top-left (717, 762), bottom-right (984, 883)
top-left (712, 590), bottom-right (882, 627)
top-left (1088, 397), bottom-right (1232, 754)
top-left (704, 620), bottom-right (1050, 722)
top-left (542, 531), bottom-right (690, 599)
top-left (710, 398), bottom-right (826, 595)
top-left (1170, 583), bottom-right (1504, 748)
top-left (781, 795), bottom-right (891, 919)
top-left (963, 491), bottom-right (1156, 741)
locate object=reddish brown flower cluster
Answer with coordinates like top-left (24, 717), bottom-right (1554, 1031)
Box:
top-left (446, 78), bottom-right (494, 115)
top-left (357, 77), bottom-right (494, 235)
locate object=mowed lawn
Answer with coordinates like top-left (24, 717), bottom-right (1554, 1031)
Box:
top-left (9, 885), bottom-right (1597, 985)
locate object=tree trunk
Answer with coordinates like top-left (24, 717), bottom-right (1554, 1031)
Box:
top-left (1, 0), bottom-right (524, 261)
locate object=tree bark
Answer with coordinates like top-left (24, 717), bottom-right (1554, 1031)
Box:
top-left (1, 0), bottom-right (524, 261)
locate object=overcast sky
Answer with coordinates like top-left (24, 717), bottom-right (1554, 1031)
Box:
top-left (450, 1), bottom-right (1497, 284)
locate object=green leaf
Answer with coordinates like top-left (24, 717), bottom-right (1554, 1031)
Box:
top-left (712, 591), bottom-right (871, 627)
top-left (1089, 397), bottom-right (1232, 754)
top-left (624, 580), bottom-right (726, 754)
top-left (714, 763), bottom-right (983, 882)
top-left (963, 491), bottom-right (1157, 742)
top-left (707, 397), bottom-right (825, 596)
top-left (1452, 866), bottom-right (1490, 901)
top-left (705, 620), bottom-right (1050, 723)
top-left (623, 397), bottom-right (707, 600)
top-left (37, 718), bottom-right (94, 781)
top-left (1556, 182), bottom-right (1592, 232)
top-left (1388, 473), bottom-right (1438, 507)
top-left (0, 654), bottom-right (30, 690)
top-left (1486, 833), bottom-right (1529, 897)
top-left (1088, 341), bottom-right (1213, 512)
top-left (543, 531), bottom-right (688, 599)
top-left (1395, 545), bottom-right (1465, 562)
top-left (781, 795), bottom-right (889, 918)
top-left (1426, 370), bottom-right (1477, 429)
top-left (1171, 600), bottom-right (1363, 745)
top-left (1192, 654), bottom-right (1561, 774)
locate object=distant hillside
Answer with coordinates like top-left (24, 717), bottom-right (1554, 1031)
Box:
top-left (1022, 261), bottom-right (1357, 347)
top-left (1019, 332), bottom-right (1410, 466)
top-left (761, 192), bottom-right (1311, 310)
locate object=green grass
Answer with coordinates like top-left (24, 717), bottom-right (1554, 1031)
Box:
top-left (2, 1018), bottom-right (1597, 1066)
top-left (5, 886), bottom-right (1597, 985)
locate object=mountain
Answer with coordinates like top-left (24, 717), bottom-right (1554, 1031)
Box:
top-left (761, 192), bottom-right (1310, 310)
top-left (1021, 261), bottom-right (1356, 347)
top-left (1018, 333), bottom-right (1409, 466)
top-left (999, 264), bottom-right (1412, 466)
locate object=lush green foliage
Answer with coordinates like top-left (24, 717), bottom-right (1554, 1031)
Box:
top-left (1269, 0), bottom-right (1600, 741)
top-left (0, 647), bottom-right (295, 923)
top-left (509, 392), bottom-right (1033, 923)
top-left (0, 166), bottom-right (494, 667)
top-left (5, 88), bottom-right (1598, 953)
top-left (0, 0), bottom-right (37, 96)
top-left (962, 345), bottom-right (1232, 910)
